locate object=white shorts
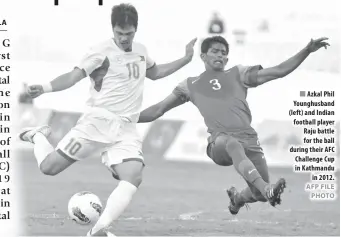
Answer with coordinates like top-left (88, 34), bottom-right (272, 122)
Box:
top-left (56, 107), bottom-right (144, 170)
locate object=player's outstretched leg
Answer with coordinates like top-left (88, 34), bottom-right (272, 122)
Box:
top-left (88, 160), bottom-right (143, 236)
top-left (221, 136), bottom-right (273, 198)
top-left (208, 135), bottom-right (286, 213)
top-left (224, 144), bottom-right (286, 214)
top-left (19, 125), bottom-right (76, 175)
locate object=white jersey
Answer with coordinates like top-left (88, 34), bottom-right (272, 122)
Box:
top-left (77, 39), bottom-right (155, 122)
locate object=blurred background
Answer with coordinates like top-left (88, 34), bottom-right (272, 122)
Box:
top-left (11, 0), bottom-right (340, 167)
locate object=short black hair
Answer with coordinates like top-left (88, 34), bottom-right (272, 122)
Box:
top-left (111, 3), bottom-right (138, 30)
top-left (201, 36), bottom-right (229, 54)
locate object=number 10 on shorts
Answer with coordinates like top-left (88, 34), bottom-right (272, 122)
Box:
top-left (65, 138), bottom-right (82, 156)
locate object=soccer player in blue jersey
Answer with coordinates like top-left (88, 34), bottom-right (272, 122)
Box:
top-left (138, 36), bottom-right (329, 214)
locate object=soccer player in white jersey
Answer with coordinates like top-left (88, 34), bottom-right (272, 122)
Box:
top-left (19, 3), bottom-right (196, 236)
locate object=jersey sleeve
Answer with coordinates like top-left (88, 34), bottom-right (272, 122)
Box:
top-left (146, 55), bottom-right (156, 69)
top-left (172, 79), bottom-right (190, 103)
top-left (237, 64), bottom-right (263, 88)
top-left (77, 49), bottom-right (106, 76)
top-left (145, 50), bottom-right (156, 69)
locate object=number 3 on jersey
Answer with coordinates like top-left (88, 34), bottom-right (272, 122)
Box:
top-left (127, 63), bottom-right (140, 79)
top-left (209, 79), bottom-right (221, 90)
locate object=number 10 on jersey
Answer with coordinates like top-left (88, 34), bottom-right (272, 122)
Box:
top-left (126, 63), bottom-right (140, 79)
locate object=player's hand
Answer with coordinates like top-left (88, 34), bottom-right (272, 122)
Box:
top-left (307, 37), bottom-right (330, 53)
top-left (185, 38), bottom-right (197, 60)
top-left (26, 85), bottom-right (44, 98)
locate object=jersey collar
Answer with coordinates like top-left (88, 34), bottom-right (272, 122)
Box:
top-left (111, 38), bottom-right (133, 53)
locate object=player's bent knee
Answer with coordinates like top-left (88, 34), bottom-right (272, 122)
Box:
top-left (40, 163), bottom-right (61, 176)
top-left (126, 172), bottom-right (143, 188)
top-left (211, 155), bottom-right (233, 166)
top-left (119, 169), bottom-right (143, 187)
top-left (112, 160), bottom-right (144, 188)
top-left (39, 151), bottom-right (75, 176)
top-left (212, 157), bottom-right (233, 166)
top-left (211, 136), bottom-right (233, 166)
top-left (40, 168), bottom-right (59, 176)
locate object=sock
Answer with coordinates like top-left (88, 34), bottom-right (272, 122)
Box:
top-left (227, 141), bottom-right (268, 196)
top-left (90, 181), bottom-right (137, 236)
top-left (33, 133), bottom-right (54, 168)
top-left (238, 160), bottom-right (268, 194)
top-left (237, 187), bottom-right (257, 205)
top-left (253, 177), bottom-right (269, 197)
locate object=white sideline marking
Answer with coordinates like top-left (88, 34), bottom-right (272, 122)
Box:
top-left (124, 217), bottom-right (143, 220)
top-left (178, 211), bottom-right (204, 220)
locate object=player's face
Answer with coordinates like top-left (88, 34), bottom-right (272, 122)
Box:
top-left (113, 24), bottom-right (136, 52)
top-left (201, 42), bottom-right (228, 71)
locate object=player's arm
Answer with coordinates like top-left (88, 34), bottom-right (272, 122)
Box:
top-left (255, 37), bottom-right (330, 86)
top-left (26, 50), bottom-right (105, 98)
top-left (26, 68), bottom-right (87, 98)
top-left (138, 93), bottom-right (185, 123)
top-left (146, 38), bottom-right (197, 80)
top-left (138, 79), bottom-right (190, 123)
top-left (50, 69), bottom-right (86, 92)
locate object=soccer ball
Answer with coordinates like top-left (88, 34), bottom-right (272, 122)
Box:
top-left (68, 191), bottom-right (103, 225)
